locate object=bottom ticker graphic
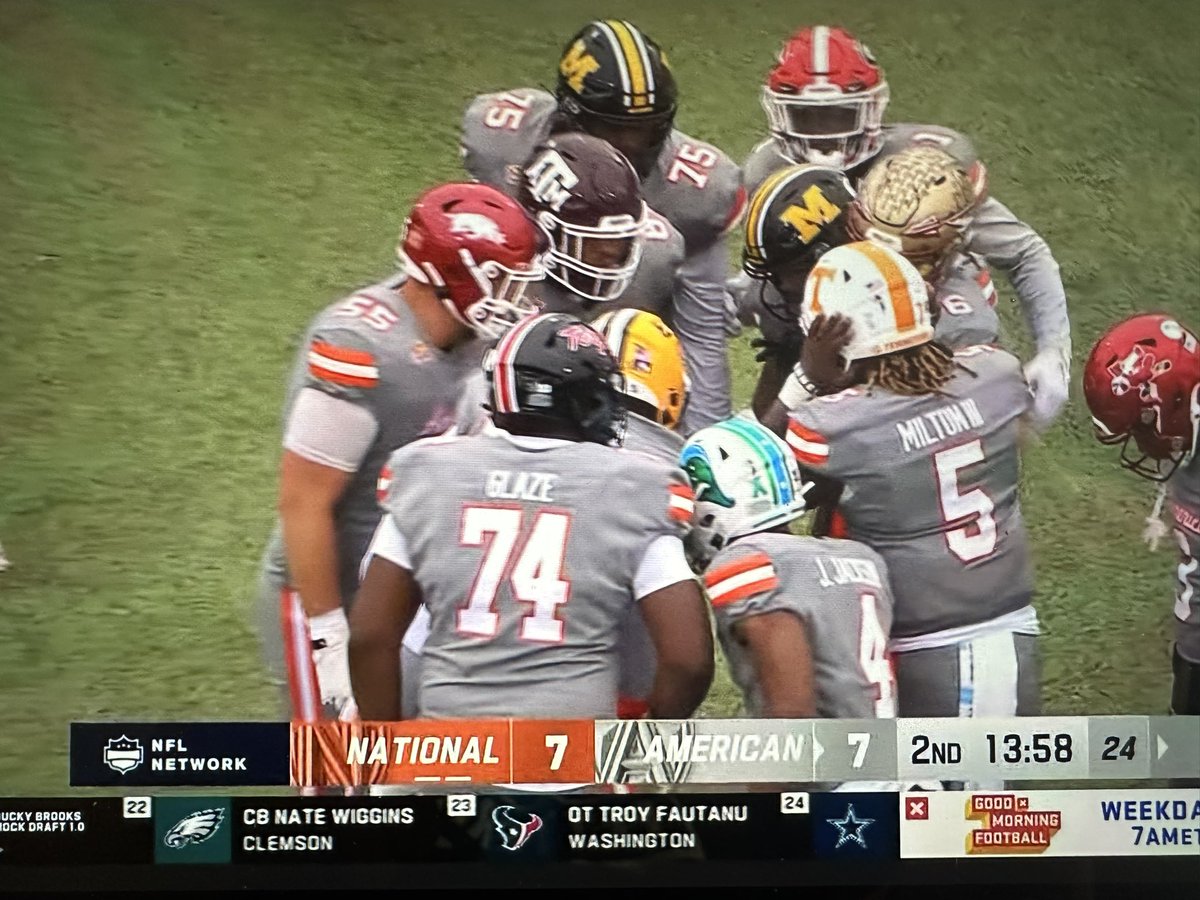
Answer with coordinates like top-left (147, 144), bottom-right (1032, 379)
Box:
top-left (901, 789), bottom-right (1200, 857)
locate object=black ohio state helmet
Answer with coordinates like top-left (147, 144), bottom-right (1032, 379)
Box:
top-left (484, 313), bottom-right (627, 446)
top-left (517, 132), bottom-right (646, 303)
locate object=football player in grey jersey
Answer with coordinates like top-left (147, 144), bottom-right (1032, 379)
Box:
top-left (742, 25), bottom-right (1071, 430)
top-left (737, 164), bottom-right (857, 420)
top-left (1084, 314), bottom-right (1200, 715)
top-left (679, 418), bottom-right (896, 721)
top-left (256, 183), bottom-right (546, 722)
top-left (460, 20), bottom-right (746, 433)
top-left (451, 132), bottom-right (684, 438)
top-left (350, 313), bottom-right (713, 722)
top-left (593, 308), bottom-right (690, 717)
top-left (780, 243), bottom-right (1041, 719)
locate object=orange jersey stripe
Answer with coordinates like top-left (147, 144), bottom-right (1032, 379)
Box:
top-left (704, 552), bottom-right (774, 590)
top-left (311, 340), bottom-right (377, 367)
top-left (668, 483), bottom-right (695, 500)
top-left (308, 362), bottom-right (378, 388)
top-left (668, 505), bottom-right (693, 524)
top-left (709, 576), bottom-right (779, 608)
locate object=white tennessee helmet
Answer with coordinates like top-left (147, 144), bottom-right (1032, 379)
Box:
top-left (679, 418), bottom-right (811, 570)
top-left (800, 240), bottom-right (934, 360)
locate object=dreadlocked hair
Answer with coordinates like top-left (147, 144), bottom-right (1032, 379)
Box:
top-left (861, 341), bottom-right (958, 396)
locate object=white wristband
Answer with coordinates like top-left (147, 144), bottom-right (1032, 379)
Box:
top-left (308, 607), bottom-right (349, 645)
top-left (777, 365), bottom-right (819, 410)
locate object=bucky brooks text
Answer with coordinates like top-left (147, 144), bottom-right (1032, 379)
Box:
top-left (0, 811), bottom-right (85, 832)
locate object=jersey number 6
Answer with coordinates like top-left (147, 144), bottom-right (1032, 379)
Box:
top-left (457, 505), bottom-right (572, 643)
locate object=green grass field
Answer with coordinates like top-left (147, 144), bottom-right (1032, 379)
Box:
top-left (1, 1), bottom-right (1197, 795)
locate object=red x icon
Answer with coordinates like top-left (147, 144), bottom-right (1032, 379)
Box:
top-left (906, 797), bottom-right (929, 820)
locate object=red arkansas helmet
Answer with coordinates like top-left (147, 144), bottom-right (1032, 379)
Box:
top-left (762, 25), bottom-right (889, 171)
top-left (397, 183), bottom-right (547, 340)
top-left (1083, 313), bottom-right (1200, 481)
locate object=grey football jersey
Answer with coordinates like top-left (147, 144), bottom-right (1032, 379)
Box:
top-left (261, 276), bottom-right (480, 606)
top-left (614, 413), bottom-right (687, 701)
top-left (705, 533), bottom-right (896, 719)
top-left (462, 89), bottom-right (743, 255)
top-left (743, 123), bottom-right (1070, 351)
top-left (381, 430), bottom-right (694, 719)
top-left (786, 346), bottom-right (1034, 639)
top-left (932, 253), bottom-right (1001, 350)
top-left (1171, 452), bottom-right (1200, 662)
top-left (454, 368), bottom-right (491, 436)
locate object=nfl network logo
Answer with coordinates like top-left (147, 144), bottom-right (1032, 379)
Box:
top-left (103, 735), bottom-right (144, 774)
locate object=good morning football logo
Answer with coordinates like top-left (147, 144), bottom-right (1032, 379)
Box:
top-left (966, 794), bottom-right (1061, 854)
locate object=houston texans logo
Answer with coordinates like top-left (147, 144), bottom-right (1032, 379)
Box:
top-left (557, 323), bottom-right (608, 353)
top-left (492, 805), bottom-right (543, 851)
top-left (1107, 345), bottom-right (1171, 399)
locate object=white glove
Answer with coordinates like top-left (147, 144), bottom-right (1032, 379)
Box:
top-left (1023, 343), bottom-right (1071, 431)
top-left (308, 608), bottom-right (357, 721)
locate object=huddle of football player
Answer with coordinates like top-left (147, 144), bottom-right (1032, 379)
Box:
top-left (253, 18), bottom-right (1099, 757)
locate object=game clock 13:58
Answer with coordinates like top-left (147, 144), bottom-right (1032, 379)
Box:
top-left (977, 719), bottom-right (1089, 779)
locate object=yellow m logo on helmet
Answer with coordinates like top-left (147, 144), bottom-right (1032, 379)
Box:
top-left (560, 40), bottom-right (600, 94)
top-left (778, 185), bottom-right (842, 244)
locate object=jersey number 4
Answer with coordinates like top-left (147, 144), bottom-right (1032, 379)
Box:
top-left (457, 506), bottom-right (572, 643)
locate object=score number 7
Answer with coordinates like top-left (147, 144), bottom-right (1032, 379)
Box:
top-left (545, 734), bottom-right (568, 772)
top-left (847, 732), bottom-right (871, 769)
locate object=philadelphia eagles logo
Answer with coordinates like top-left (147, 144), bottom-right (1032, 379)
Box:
top-left (163, 808), bottom-right (225, 848)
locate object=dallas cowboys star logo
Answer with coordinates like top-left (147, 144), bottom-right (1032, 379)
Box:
top-left (826, 804), bottom-right (875, 849)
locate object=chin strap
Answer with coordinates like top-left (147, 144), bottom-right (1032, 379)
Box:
top-left (1142, 481), bottom-right (1170, 551)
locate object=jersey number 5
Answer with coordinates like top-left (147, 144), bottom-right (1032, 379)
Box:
top-left (457, 506), bottom-right (572, 643)
top-left (934, 439), bottom-right (998, 563)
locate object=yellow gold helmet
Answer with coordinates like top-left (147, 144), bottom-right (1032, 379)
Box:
top-left (592, 309), bottom-right (688, 430)
top-left (847, 146), bottom-right (985, 278)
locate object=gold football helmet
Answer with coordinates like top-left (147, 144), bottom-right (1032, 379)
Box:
top-left (848, 146), bottom-right (985, 277)
top-left (592, 309), bottom-right (688, 430)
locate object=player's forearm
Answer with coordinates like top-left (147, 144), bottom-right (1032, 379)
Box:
top-left (348, 635), bottom-right (402, 720)
top-left (751, 358), bottom-right (791, 421)
top-left (279, 502), bottom-right (344, 618)
top-left (647, 657), bottom-right (714, 719)
top-left (674, 242), bottom-right (736, 432)
top-left (968, 197), bottom-right (1071, 351)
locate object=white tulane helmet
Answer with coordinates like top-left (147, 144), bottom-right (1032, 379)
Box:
top-left (800, 240), bottom-right (933, 360)
top-left (678, 418), bottom-right (811, 570)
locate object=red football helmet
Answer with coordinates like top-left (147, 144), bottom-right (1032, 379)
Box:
top-left (397, 183), bottom-right (547, 340)
top-left (1083, 313), bottom-right (1200, 481)
top-left (762, 25), bottom-right (889, 171)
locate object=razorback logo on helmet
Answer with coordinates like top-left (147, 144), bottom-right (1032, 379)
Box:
top-left (448, 212), bottom-right (506, 244)
top-left (1107, 345), bottom-right (1171, 399)
top-left (557, 322), bottom-right (608, 353)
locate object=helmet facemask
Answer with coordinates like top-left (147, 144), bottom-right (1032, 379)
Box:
top-left (536, 209), bottom-right (645, 303)
top-left (762, 81), bottom-right (889, 171)
top-left (411, 247), bottom-right (545, 341)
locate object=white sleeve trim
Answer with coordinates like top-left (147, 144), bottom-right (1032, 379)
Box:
top-left (362, 516), bottom-right (411, 573)
top-left (633, 534), bottom-right (694, 601)
top-left (283, 388), bottom-right (379, 472)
